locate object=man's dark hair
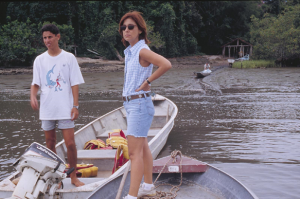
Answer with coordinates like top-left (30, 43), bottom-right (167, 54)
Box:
top-left (41, 24), bottom-right (60, 35)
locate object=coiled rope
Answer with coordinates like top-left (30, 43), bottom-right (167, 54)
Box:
top-left (141, 150), bottom-right (183, 199)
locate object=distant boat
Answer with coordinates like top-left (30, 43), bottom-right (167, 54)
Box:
top-left (228, 59), bottom-right (235, 67)
top-left (194, 69), bottom-right (212, 78)
top-left (87, 151), bottom-right (259, 199)
top-left (236, 54), bottom-right (250, 61)
top-left (0, 94), bottom-right (178, 199)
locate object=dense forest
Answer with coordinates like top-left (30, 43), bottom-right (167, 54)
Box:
top-left (0, 1), bottom-right (299, 66)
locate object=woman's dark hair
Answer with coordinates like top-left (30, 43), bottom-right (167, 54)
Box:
top-left (119, 11), bottom-right (150, 47)
top-left (41, 24), bottom-right (60, 35)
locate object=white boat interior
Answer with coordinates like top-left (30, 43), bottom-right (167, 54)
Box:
top-left (0, 94), bottom-right (178, 199)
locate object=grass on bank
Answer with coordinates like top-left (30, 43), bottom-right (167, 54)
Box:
top-left (232, 60), bottom-right (277, 68)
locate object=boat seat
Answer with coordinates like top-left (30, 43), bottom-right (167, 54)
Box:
top-left (120, 107), bottom-right (167, 118)
top-left (119, 106), bottom-right (169, 128)
top-left (77, 149), bottom-right (116, 159)
top-left (77, 149), bottom-right (117, 170)
top-left (96, 128), bottom-right (161, 139)
top-left (151, 96), bottom-right (166, 101)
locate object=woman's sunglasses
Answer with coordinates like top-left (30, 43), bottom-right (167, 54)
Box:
top-left (120, 24), bottom-right (136, 31)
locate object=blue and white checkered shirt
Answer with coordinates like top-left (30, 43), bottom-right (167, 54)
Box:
top-left (122, 39), bottom-right (153, 97)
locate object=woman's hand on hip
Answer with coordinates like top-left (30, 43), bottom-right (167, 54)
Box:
top-left (135, 80), bottom-right (150, 92)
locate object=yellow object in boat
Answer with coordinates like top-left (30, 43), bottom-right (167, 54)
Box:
top-left (116, 144), bottom-right (129, 160)
top-left (106, 137), bottom-right (127, 148)
top-left (84, 139), bottom-right (106, 149)
top-left (77, 166), bottom-right (98, 177)
top-left (112, 144), bottom-right (129, 173)
top-left (65, 163), bottom-right (94, 169)
top-left (90, 166), bottom-right (98, 176)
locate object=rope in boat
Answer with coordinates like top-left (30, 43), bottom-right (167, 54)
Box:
top-left (141, 150), bottom-right (183, 199)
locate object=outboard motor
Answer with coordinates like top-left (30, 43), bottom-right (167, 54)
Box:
top-left (8, 142), bottom-right (73, 199)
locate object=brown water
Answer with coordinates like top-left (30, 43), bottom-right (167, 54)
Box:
top-left (0, 66), bottom-right (300, 199)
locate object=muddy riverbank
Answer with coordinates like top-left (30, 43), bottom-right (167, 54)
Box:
top-left (0, 55), bottom-right (228, 75)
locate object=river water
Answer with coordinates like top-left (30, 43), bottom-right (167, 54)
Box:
top-left (0, 65), bottom-right (299, 199)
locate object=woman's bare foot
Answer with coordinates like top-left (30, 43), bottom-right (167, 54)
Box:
top-left (71, 177), bottom-right (85, 187)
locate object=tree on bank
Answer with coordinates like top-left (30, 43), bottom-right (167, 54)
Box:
top-left (0, 17), bottom-right (38, 66)
top-left (0, 1), bottom-right (264, 66)
top-left (250, 4), bottom-right (300, 65)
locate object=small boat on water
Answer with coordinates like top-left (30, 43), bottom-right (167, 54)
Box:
top-left (87, 150), bottom-right (259, 199)
top-left (194, 69), bottom-right (212, 78)
top-left (228, 54), bottom-right (250, 67)
top-left (0, 94), bottom-right (178, 199)
top-left (228, 59), bottom-right (235, 67)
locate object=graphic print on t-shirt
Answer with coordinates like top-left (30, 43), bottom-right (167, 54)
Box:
top-left (45, 64), bottom-right (66, 91)
top-left (46, 65), bottom-right (56, 88)
top-left (55, 72), bottom-right (66, 92)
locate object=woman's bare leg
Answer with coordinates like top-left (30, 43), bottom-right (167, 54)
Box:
top-left (128, 135), bottom-right (147, 196)
top-left (142, 139), bottom-right (153, 184)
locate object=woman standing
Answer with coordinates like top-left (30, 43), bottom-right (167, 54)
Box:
top-left (119, 11), bottom-right (172, 199)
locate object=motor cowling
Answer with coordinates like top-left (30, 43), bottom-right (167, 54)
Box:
top-left (8, 142), bottom-right (67, 199)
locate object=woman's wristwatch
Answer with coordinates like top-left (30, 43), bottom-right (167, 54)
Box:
top-left (73, 105), bottom-right (79, 109)
top-left (146, 78), bottom-right (151, 86)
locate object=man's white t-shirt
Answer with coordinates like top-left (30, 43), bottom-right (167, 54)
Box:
top-left (31, 50), bottom-right (85, 120)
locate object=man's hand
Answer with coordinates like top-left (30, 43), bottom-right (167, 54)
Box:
top-left (71, 108), bottom-right (79, 121)
top-left (71, 85), bottom-right (79, 121)
top-left (30, 84), bottom-right (39, 110)
top-left (135, 80), bottom-right (151, 92)
top-left (30, 97), bottom-right (39, 110)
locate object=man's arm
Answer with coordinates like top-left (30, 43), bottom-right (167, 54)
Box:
top-left (71, 85), bottom-right (79, 121)
top-left (30, 84), bottom-right (39, 110)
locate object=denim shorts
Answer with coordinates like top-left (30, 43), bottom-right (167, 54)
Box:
top-left (41, 119), bottom-right (75, 131)
top-left (123, 96), bottom-right (155, 137)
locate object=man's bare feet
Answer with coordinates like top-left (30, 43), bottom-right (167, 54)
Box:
top-left (71, 177), bottom-right (85, 187)
top-left (12, 176), bottom-right (21, 185)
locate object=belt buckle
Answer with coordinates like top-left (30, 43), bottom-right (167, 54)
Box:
top-left (138, 94), bottom-right (142, 98)
top-left (128, 96), bottom-right (131, 101)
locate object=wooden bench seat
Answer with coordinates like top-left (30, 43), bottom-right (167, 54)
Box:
top-left (120, 107), bottom-right (167, 117)
top-left (77, 149), bottom-right (117, 171)
top-left (77, 149), bottom-right (116, 159)
top-left (77, 127), bottom-right (162, 169)
top-left (96, 128), bottom-right (161, 139)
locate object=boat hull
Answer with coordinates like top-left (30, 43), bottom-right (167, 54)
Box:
top-left (87, 155), bottom-right (258, 199)
top-left (194, 71), bottom-right (211, 78)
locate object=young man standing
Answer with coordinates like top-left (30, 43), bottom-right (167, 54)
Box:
top-left (30, 24), bottom-right (85, 187)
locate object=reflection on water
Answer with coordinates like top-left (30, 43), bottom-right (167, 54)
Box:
top-left (0, 66), bottom-right (300, 198)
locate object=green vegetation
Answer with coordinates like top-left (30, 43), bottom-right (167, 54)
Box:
top-left (232, 60), bottom-right (277, 69)
top-left (0, 18), bottom-right (39, 66)
top-left (250, 3), bottom-right (300, 65)
top-left (0, 1), bottom-right (299, 67)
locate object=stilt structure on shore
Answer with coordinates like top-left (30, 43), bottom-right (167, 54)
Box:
top-left (221, 38), bottom-right (252, 59)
